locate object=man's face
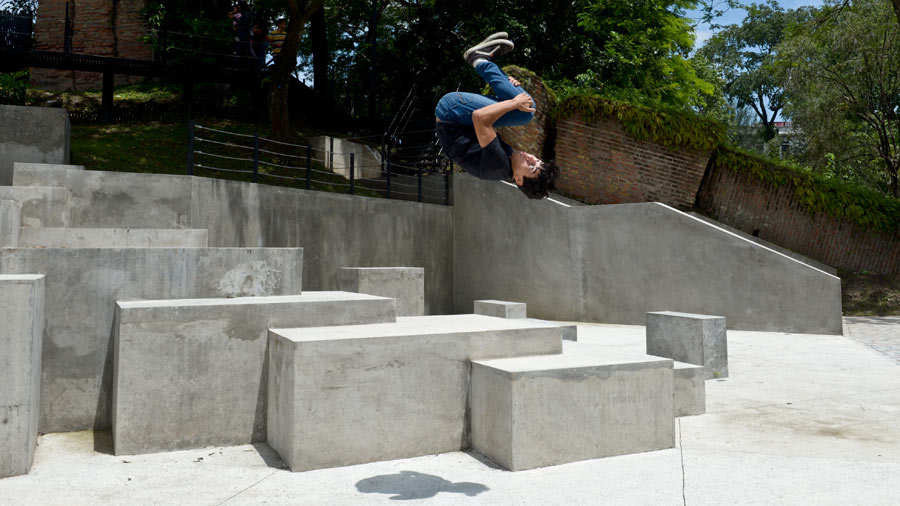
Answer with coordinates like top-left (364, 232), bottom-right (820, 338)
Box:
top-left (512, 151), bottom-right (543, 186)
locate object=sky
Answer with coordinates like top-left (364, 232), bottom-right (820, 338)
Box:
top-left (688, 0), bottom-right (826, 48)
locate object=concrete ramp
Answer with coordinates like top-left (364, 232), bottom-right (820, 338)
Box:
top-left (453, 174), bottom-right (842, 334)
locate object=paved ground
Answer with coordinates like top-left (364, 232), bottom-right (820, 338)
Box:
top-left (1, 320), bottom-right (898, 505)
top-left (844, 316), bottom-right (900, 364)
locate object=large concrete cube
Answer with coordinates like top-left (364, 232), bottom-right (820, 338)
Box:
top-left (267, 314), bottom-right (564, 472)
top-left (646, 311), bottom-right (728, 379)
top-left (474, 299), bottom-right (527, 319)
top-left (0, 106), bottom-right (70, 186)
top-left (337, 267), bottom-right (425, 316)
top-left (0, 247), bottom-right (303, 433)
top-left (673, 361), bottom-right (706, 416)
top-left (0, 275), bottom-right (44, 478)
top-left (113, 292), bottom-right (395, 455)
top-left (470, 343), bottom-right (675, 471)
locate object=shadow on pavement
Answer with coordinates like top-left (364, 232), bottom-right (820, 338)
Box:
top-left (356, 470), bottom-right (489, 500)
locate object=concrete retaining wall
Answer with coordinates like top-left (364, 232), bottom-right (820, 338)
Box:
top-left (0, 247), bottom-right (303, 433)
top-left (453, 174), bottom-right (843, 334)
top-left (0, 106), bottom-right (70, 185)
top-left (0, 275), bottom-right (44, 478)
top-left (15, 165), bottom-right (453, 314)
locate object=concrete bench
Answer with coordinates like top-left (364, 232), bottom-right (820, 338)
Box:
top-left (112, 292), bottom-right (396, 455)
top-left (0, 275), bottom-right (44, 478)
top-left (646, 311), bottom-right (728, 379)
top-left (474, 299), bottom-right (526, 319)
top-left (337, 267), bottom-right (425, 316)
top-left (267, 314), bottom-right (564, 472)
top-left (470, 342), bottom-right (674, 471)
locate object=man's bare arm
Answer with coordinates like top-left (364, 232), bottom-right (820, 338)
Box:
top-left (471, 93), bottom-right (535, 148)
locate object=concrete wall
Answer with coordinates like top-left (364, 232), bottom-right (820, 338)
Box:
top-left (453, 174), bottom-right (843, 334)
top-left (0, 106), bottom-right (70, 185)
top-left (15, 165), bottom-right (454, 314)
top-left (0, 275), bottom-right (44, 478)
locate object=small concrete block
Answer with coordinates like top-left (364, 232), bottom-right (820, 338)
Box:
top-left (337, 267), bottom-right (425, 316)
top-left (646, 311), bottom-right (728, 379)
top-left (267, 314), bottom-right (564, 472)
top-left (0, 275), bottom-right (45, 478)
top-left (474, 300), bottom-right (527, 319)
top-left (673, 361), bottom-right (706, 417)
top-left (112, 292), bottom-right (396, 455)
top-left (1, 199), bottom-right (21, 247)
top-left (471, 342), bottom-right (674, 471)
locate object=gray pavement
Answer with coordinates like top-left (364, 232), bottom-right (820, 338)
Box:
top-left (844, 316), bottom-right (900, 364)
top-left (1, 320), bottom-right (898, 505)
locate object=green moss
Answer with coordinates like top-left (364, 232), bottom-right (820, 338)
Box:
top-left (714, 145), bottom-right (900, 233)
top-left (552, 92), bottom-right (726, 153)
top-left (481, 65), bottom-right (559, 106)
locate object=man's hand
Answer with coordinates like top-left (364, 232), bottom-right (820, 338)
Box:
top-left (512, 92), bottom-right (535, 113)
top-left (508, 75), bottom-right (521, 87)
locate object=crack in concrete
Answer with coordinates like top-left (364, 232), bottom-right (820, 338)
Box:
top-left (678, 418), bottom-right (687, 506)
top-left (216, 470), bottom-right (279, 505)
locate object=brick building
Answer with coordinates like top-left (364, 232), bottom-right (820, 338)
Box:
top-left (30, 0), bottom-right (152, 90)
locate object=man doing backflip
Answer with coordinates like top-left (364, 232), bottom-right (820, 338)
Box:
top-left (435, 33), bottom-right (559, 199)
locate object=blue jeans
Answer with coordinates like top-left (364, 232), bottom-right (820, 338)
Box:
top-left (435, 61), bottom-right (534, 127)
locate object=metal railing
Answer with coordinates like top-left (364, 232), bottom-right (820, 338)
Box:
top-left (187, 123), bottom-right (452, 205)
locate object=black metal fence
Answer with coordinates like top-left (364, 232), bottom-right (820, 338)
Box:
top-left (0, 11), bottom-right (32, 50)
top-left (187, 123), bottom-right (452, 205)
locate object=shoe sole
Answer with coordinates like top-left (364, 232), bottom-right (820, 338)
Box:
top-left (463, 39), bottom-right (514, 61)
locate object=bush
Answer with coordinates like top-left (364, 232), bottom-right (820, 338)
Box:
top-left (0, 70), bottom-right (30, 105)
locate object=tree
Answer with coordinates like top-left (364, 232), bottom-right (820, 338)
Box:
top-left (779, 0), bottom-right (900, 196)
top-left (697, 1), bottom-right (812, 141)
top-left (268, 0), bottom-right (324, 137)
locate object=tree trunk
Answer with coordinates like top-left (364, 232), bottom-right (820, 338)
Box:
top-left (311, 4), bottom-right (328, 99)
top-left (269, 0), bottom-right (325, 138)
top-left (365, 1), bottom-right (381, 122)
top-left (893, 0), bottom-right (900, 26)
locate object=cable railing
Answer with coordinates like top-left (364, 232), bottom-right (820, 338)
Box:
top-left (187, 123), bottom-right (452, 205)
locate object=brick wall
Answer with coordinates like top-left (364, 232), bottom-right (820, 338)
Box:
top-left (31, 0), bottom-right (151, 90)
top-left (695, 162), bottom-right (900, 274)
top-left (554, 115), bottom-right (710, 209)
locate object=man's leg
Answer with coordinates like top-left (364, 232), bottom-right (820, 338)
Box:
top-left (435, 91), bottom-right (499, 125)
top-left (475, 61), bottom-right (534, 127)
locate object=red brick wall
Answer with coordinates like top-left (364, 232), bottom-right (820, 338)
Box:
top-left (695, 163), bottom-right (900, 274)
top-left (31, 0), bottom-right (151, 90)
top-left (554, 115), bottom-right (710, 209)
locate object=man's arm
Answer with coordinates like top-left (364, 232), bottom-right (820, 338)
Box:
top-left (471, 93), bottom-right (535, 148)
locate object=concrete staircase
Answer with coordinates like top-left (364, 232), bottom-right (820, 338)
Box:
top-left (2, 161), bottom-right (710, 477)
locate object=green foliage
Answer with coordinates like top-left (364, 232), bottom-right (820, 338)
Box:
top-left (0, 70), bottom-right (30, 105)
top-left (553, 92), bottom-right (727, 153)
top-left (714, 145), bottom-right (900, 233)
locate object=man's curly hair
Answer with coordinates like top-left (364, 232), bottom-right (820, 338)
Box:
top-left (517, 161), bottom-right (560, 199)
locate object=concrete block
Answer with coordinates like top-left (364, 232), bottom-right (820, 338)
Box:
top-left (474, 300), bottom-right (527, 319)
top-left (267, 314), bottom-right (564, 472)
top-left (673, 361), bottom-right (706, 417)
top-left (470, 342), bottom-right (674, 471)
top-left (0, 247), bottom-right (303, 433)
top-left (646, 311), bottom-right (728, 379)
top-left (0, 106), bottom-right (70, 186)
top-left (524, 318), bottom-right (577, 340)
top-left (1, 199), bottom-right (21, 247)
top-left (17, 228), bottom-right (209, 248)
top-left (112, 292), bottom-right (396, 455)
top-left (337, 267), bottom-right (425, 316)
top-left (0, 275), bottom-right (44, 478)
top-left (0, 186), bottom-right (71, 227)
top-left (13, 164), bottom-right (193, 229)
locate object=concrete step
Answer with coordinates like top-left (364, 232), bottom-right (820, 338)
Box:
top-left (673, 361), bottom-right (706, 417)
top-left (0, 247), bottom-right (304, 434)
top-left (17, 227), bottom-right (209, 248)
top-left (112, 292), bottom-right (396, 456)
top-left (267, 314), bottom-right (565, 472)
top-left (13, 163), bottom-right (193, 229)
top-left (470, 341), bottom-right (675, 471)
top-left (0, 186), bottom-right (71, 227)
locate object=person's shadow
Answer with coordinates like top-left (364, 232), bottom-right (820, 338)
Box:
top-left (356, 470), bottom-right (489, 501)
